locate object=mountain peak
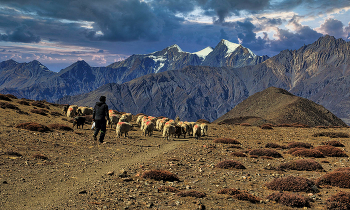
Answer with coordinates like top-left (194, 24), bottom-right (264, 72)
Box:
top-left (193, 47), bottom-right (213, 59)
top-left (168, 44), bottom-right (183, 52)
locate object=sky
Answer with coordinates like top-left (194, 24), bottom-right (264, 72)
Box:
top-left (0, 0), bottom-right (349, 72)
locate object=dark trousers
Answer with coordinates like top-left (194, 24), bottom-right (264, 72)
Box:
top-left (94, 119), bottom-right (106, 142)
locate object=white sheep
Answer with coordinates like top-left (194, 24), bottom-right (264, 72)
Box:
top-left (143, 121), bottom-right (154, 136)
top-left (200, 123), bottom-right (208, 136)
top-left (136, 115), bottom-right (145, 127)
top-left (67, 105), bottom-right (78, 118)
top-left (116, 122), bottom-right (132, 138)
top-left (163, 124), bottom-right (175, 140)
top-left (119, 113), bottom-right (132, 123)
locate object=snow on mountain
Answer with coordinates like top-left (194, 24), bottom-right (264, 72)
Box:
top-left (193, 47), bottom-right (214, 60)
top-left (222, 39), bottom-right (256, 58)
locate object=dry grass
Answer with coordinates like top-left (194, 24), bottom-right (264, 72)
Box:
top-left (266, 192), bottom-right (312, 208)
top-left (213, 138), bottom-right (241, 144)
top-left (313, 132), bottom-right (350, 138)
top-left (217, 188), bottom-right (261, 203)
top-left (141, 170), bottom-right (179, 182)
top-left (265, 143), bottom-right (286, 149)
top-left (31, 101), bottom-right (50, 109)
top-left (290, 148), bottom-right (325, 158)
top-left (276, 159), bottom-right (324, 171)
top-left (321, 140), bottom-right (345, 147)
top-left (5, 94), bottom-right (17, 99)
top-left (32, 154), bottom-right (49, 160)
top-left (326, 191), bottom-right (350, 210)
top-left (248, 148), bottom-right (283, 158)
top-left (314, 145), bottom-right (348, 157)
top-left (30, 109), bottom-right (49, 116)
top-left (18, 100), bottom-right (30, 106)
top-left (15, 122), bottom-right (51, 132)
top-left (4, 151), bottom-right (23, 157)
top-left (0, 94), bottom-right (12, 101)
top-left (265, 175), bottom-right (318, 192)
top-left (316, 170), bottom-right (350, 188)
top-left (260, 124), bottom-right (274, 129)
top-left (176, 190), bottom-right (206, 198)
top-left (47, 124), bottom-right (73, 131)
top-left (0, 102), bottom-right (19, 110)
top-left (231, 152), bottom-right (247, 157)
top-left (240, 123), bottom-right (251, 126)
top-left (196, 119), bottom-right (210, 124)
top-left (215, 160), bottom-right (246, 169)
top-left (50, 111), bottom-right (62, 117)
top-left (287, 141), bottom-right (313, 149)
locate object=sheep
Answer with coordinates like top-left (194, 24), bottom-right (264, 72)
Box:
top-left (143, 121), bottom-right (154, 136)
top-left (180, 123), bottom-right (189, 138)
top-left (193, 124), bottom-right (201, 139)
top-left (80, 107), bottom-right (93, 115)
top-left (116, 122), bottom-right (132, 138)
top-left (200, 123), bottom-right (208, 136)
top-left (107, 114), bottom-right (120, 128)
top-left (185, 122), bottom-right (193, 136)
top-left (163, 124), bottom-right (176, 140)
top-left (119, 113), bottom-right (132, 123)
top-left (67, 105), bottom-right (78, 118)
top-left (158, 119), bottom-right (166, 131)
top-left (136, 115), bottom-right (145, 127)
top-left (174, 125), bottom-right (183, 138)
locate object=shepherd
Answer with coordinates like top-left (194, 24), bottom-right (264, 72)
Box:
top-left (92, 96), bottom-right (109, 143)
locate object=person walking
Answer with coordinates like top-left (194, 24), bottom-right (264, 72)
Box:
top-left (92, 96), bottom-right (109, 143)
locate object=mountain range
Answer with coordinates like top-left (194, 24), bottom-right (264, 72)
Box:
top-left (0, 39), bottom-right (267, 102)
top-left (1, 35), bottom-right (350, 124)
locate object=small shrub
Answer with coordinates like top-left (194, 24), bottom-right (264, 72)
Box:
top-left (0, 94), bottom-right (11, 101)
top-left (5, 94), bottom-right (17, 99)
top-left (326, 191), bottom-right (350, 210)
top-left (240, 123), bottom-right (251, 126)
top-left (266, 192), bottom-right (312, 208)
top-left (176, 190), bottom-right (206, 198)
top-left (277, 159), bottom-right (324, 171)
top-left (322, 140), bottom-right (345, 147)
top-left (4, 151), bottom-right (22, 157)
top-left (231, 152), bottom-right (247, 157)
top-left (249, 148), bottom-right (283, 158)
top-left (215, 160), bottom-right (246, 169)
top-left (265, 175), bottom-right (318, 193)
top-left (265, 143), bottom-right (286, 149)
top-left (315, 145), bottom-right (348, 157)
top-left (15, 122), bottom-right (51, 132)
top-left (50, 111), bottom-right (62, 117)
top-left (18, 100), bottom-right (30, 105)
top-left (48, 124), bottom-right (73, 131)
top-left (141, 170), bottom-right (179, 182)
top-left (292, 123), bottom-right (310, 128)
top-left (290, 148), bottom-right (325, 158)
top-left (30, 109), bottom-right (49, 116)
top-left (0, 102), bottom-right (19, 110)
top-left (158, 186), bottom-right (180, 193)
top-left (33, 154), bottom-right (48, 160)
top-left (287, 142), bottom-right (313, 149)
top-left (313, 132), bottom-right (350, 138)
top-left (218, 188), bottom-right (261, 203)
top-left (260, 124), bottom-right (273, 129)
top-left (31, 101), bottom-right (50, 109)
top-left (214, 138), bottom-right (241, 144)
top-left (316, 170), bottom-right (350, 188)
top-left (277, 124), bottom-right (293, 127)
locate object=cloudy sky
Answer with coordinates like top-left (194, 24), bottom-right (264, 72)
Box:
top-left (0, 0), bottom-right (349, 72)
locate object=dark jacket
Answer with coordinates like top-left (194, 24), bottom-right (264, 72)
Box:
top-left (93, 102), bottom-right (109, 121)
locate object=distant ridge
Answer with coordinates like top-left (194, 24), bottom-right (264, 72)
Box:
top-left (214, 87), bottom-right (347, 127)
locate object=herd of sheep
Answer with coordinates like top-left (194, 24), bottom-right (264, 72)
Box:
top-left (63, 105), bottom-right (209, 140)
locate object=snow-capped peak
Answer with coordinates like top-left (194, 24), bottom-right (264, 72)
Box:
top-left (193, 47), bottom-right (213, 59)
top-left (221, 39), bottom-right (256, 58)
top-left (168, 44), bottom-right (183, 52)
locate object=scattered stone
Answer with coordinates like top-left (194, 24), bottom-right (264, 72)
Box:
top-left (79, 190), bottom-right (87, 194)
top-left (107, 171), bottom-right (114, 176)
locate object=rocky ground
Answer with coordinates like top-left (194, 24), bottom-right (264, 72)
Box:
top-left (1, 96), bottom-right (350, 210)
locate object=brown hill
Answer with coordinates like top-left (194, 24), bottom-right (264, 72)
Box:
top-left (214, 87), bottom-right (347, 127)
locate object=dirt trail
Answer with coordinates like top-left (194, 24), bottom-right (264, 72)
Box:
top-left (6, 139), bottom-right (185, 209)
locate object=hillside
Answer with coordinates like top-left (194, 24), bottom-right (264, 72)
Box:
top-left (214, 87), bottom-right (347, 127)
top-left (2, 93), bottom-right (350, 209)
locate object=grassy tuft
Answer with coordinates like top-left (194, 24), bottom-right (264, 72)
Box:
top-left (141, 170), bottom-right (179, 182)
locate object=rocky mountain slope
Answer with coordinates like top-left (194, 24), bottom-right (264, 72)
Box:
top-left (214, 87), bottom-right (347, 127)
top-left (58, 35), bottom-right (350, 123)
top-left (0, 40), bottom-right (266, 102)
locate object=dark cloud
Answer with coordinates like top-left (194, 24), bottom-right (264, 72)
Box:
top-left (0, 25), bottom-right (41, 43)
top-left (317, 18), bottom-right (345, 39)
